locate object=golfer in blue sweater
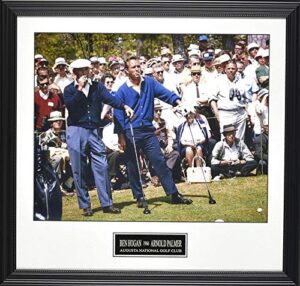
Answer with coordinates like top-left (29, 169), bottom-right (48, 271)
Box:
top-left (114, 56), bottom-right (192, 208)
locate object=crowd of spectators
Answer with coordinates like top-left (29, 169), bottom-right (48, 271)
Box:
top-left (34, 34), bottom-right (269, 201)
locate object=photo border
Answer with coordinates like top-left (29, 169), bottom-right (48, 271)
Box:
top-left (1, 1), bottom-right (299, 285)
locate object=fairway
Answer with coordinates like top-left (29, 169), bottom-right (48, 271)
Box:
top-left (62, 175), bottom-right (268, 223)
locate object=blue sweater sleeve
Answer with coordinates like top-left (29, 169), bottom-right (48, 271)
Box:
top-left (98, 83), bottom-right (124, 110)
top-left (113, 90), bottom-right (126, 133)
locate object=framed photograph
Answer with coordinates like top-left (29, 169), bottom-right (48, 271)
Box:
top-left (1, 1), bottom-right (299, 285)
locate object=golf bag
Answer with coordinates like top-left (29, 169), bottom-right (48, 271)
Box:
top-left (34, 136), bottom-right (62, 221)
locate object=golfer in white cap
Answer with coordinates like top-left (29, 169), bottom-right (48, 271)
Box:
top-left (64, 59), bottom-right (134, 216)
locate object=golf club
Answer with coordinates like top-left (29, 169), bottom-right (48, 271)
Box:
top-left (129, 121), bottom-right (151, 215)
top-left (187, 118), bottom-right (217, 204)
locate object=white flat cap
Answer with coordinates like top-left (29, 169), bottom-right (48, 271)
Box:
top-left (70, 59), bottom-right (91, 69)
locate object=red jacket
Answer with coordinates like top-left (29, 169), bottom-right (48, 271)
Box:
top-left (34, 90), bottom-right (62, 130)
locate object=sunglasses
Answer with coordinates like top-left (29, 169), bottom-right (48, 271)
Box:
top-left (192, 73), bottom-right (201, 76)
top-left (156, 71), bottom-right (164, 75)
top-left (57, 65), bottom-right (66, 69)
top-left (39, 82), bottom-right (49, 87)
top-left (105, 80), bottom-right (114, 84)
top-left (192, 62), bottom-right (200, 66)
top-left (154, 109), bottom-right (162, 113)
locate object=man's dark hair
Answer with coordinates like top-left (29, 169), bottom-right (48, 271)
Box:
top-left (100, 73), bottom-right (114, 84)
top-left (225, 59), bottom-right (237, 66)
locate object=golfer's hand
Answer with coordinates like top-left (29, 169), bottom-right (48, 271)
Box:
top-left (124, 105), bottom-right (135, 120)
top-left (77, 75), bottom-right (88, 90)
top-left (165, 145), bottom-right (173, 154)
top-left (118, 133), bottom-right (126, 152)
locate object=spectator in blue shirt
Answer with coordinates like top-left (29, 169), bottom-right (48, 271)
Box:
top-left (63, 59), bottom-right (134, 216)
top-left (114, 56), bottom-right (193, 209)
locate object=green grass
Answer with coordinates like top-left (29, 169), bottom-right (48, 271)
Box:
top-left (62, 175), bottom-right (268, 223)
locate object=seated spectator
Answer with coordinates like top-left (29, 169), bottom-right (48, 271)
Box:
top-left (150, 101), bottom-right (181, 186)
top-left (211, 124), bottom-right (257, 180)
top-left (101, 116), bottom-right (129, 190)
top-left (39, 111), bottom-right (75, 196)
top-left (176, 107), bottom-right (215, 167)
top-left (254, 119), bottom-right (268, 175)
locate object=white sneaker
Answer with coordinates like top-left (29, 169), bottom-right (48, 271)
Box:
top-left (213, 175), bottom-right (221, 181)
top-left (213, 174), bottom-right (224, 182)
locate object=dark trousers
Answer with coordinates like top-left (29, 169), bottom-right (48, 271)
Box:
top-left (211, 160), bottom-right (257, 178)
top-left (125, 128), bottom-right (178, 200)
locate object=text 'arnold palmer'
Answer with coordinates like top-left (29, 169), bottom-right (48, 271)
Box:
top-left (119, 239), bottom-right (182, 248)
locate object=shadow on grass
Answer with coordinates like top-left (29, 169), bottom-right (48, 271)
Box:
top-left (91, 196), bottom-right (166, 214)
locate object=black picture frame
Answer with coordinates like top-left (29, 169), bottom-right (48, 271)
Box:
top-left (1, 1), bottom-right (299, 285)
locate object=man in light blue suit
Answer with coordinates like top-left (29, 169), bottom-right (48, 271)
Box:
top-left (64, 59), bottom-right (134, 216)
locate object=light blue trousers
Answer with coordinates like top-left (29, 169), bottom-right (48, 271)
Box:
top-left (67, 126), bottom-right (112, 209)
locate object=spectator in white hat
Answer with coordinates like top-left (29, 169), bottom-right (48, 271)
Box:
top-left (34, 54), bottom-right (44, 71)
top-left (247, 42), bottom-right (260, 66)
top-left (53, 57), bottom-right (73, 93)
top-left (181, 65), bottom-right (209, 110)
top-left (213, 53), bottom-right (231, 75)
top-left (171, 54), bottom-right (190, 94)
top-left (63, 58), bottom-right (134, 216)
top-left (89, 56), bottom-right (101, 81)
top-left (255, 49), bottom-right (269, 89)
top-left (39, 111), bottom-right (75, 197)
